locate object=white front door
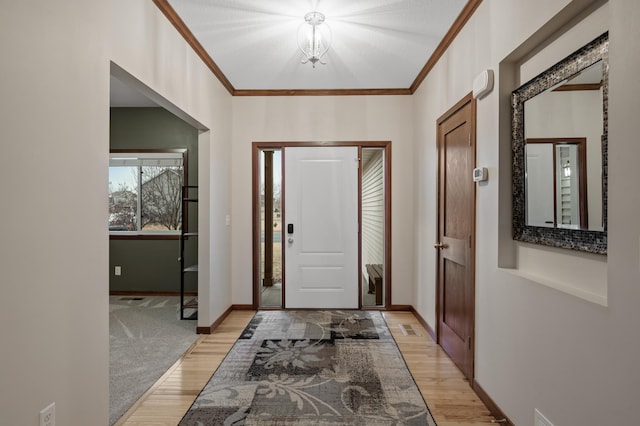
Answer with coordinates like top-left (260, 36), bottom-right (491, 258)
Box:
top-left (284, 146), bottom-right (359, 308)
top-left (526, 143), bottom-right (555, 227)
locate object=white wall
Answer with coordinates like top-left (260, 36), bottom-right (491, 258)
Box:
top-left (0, 0), bottom-right (232, 424)
top-left (413, 0), bottom-right (639, 424)
top-left (0, 1), bottom-right (110, 424)
top-left (231, 96), bottom-right (414, 306)
top-left (606, 0), bottom-right (640, 421)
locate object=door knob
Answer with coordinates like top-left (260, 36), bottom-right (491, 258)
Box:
top-left (434, 242), bottom-right (446, 249)
top-left (288, 237), bottom-right (294, 244)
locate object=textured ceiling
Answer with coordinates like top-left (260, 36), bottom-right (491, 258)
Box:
top-left (165, 0), bottom-right (469, 91)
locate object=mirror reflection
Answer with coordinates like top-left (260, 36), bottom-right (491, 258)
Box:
top-left (511, 32), bottom-right (608, 254)
top-left (526, 139), bottom-right (589, 229)
top-left (524, 61), bottom-right (604, 231)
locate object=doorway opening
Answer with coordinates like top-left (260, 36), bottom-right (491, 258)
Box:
top-left (252, 142), bottom-right (391, 310)
top-left (109, 62), bottom-right (212, 422)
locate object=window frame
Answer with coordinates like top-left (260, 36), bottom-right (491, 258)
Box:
top-left (109, 148), bottom-right (188, 240)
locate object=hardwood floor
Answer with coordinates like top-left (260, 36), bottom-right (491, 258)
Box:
top-left (384, 312), bottom-right (496, 425)
top-left (115, 310), bottom-right (496, 426)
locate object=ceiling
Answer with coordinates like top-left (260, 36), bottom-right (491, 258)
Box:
top-left (111, 0), bottom-right (476, 105)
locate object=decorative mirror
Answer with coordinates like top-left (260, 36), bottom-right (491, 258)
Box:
top-left (512, 32), bottom-right (608, 254)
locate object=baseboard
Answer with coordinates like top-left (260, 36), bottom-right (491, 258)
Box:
top-left (231, 304), bottom-right (255, 310)
top-left (409, 306), bottom-right (437, 341)
top-left (196, 304), bottom-right (256, 334)
top-left (196, 306), bottom-right (233, 334)
top-left (473, 379), bottom-right (513, 425)
top-left (388, 304), bottom-right (412, 311)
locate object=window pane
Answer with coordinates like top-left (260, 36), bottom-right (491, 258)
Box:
top-left (140, 166), bottom-right (183, 230)
top-left (109, 166), bottom-right (138, 231)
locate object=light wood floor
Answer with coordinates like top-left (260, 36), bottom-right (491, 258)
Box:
top-left (115, 310), bottom-right (496, 426)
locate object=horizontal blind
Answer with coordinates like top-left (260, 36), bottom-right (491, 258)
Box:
top-left (110, 152), bottom-right (183, 167)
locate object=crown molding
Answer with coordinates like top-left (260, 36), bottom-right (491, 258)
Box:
top-left (233, 88), bottom-right (412, 97)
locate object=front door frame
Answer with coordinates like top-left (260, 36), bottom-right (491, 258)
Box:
top-left (251, 141), bottom-right (392, 310)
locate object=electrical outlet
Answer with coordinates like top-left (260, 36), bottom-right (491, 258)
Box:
top-left (115, 266), bottom-right (121, 276)
top-left (40, 402), bottom-right (55, 426)
top-left (535, 409), bottom-right (554, 426)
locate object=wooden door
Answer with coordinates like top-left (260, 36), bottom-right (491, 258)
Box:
top-left (284, 146), bottom-right (359, 308)
top-left (436, 94), bottom-right (476, 380)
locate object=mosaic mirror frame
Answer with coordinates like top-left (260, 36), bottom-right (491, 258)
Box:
top-left (511, 32), bottom-right (608, 254)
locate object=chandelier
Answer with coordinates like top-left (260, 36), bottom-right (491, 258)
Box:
top-left (297, 11), bottom-right (331, 68)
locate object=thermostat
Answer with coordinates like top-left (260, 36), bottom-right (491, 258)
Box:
top-left (473, 167), bottom-right (488, 182)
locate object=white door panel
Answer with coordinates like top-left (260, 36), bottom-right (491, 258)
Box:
top-left (526, 143), bottom-right (555, 227)
top-left (285, 146), bottom-right (358, 309)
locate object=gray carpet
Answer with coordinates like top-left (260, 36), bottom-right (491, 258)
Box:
top-left (109, 295), bottom-right (198, 425)
top-left (180, 310), bottom-right (436, 425)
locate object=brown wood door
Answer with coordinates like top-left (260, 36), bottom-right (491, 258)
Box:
top-left (436, 93), bottom-right (476, 380)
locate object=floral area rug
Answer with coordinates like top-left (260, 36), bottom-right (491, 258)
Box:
top-left (179, 310), bottom-right (436, 425)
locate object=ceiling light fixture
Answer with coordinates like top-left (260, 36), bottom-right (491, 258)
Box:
top-left (297, 11), bottom-right (331, 68)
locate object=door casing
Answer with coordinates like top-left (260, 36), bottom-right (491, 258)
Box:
top-left (251, 141), bottom-right (392, 310)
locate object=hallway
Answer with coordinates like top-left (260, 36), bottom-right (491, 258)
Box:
top-left (115, 311), bottom-right (495, 425)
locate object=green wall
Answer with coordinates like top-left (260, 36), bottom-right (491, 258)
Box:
top-left (109, 107), bottom-right (198, 293)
